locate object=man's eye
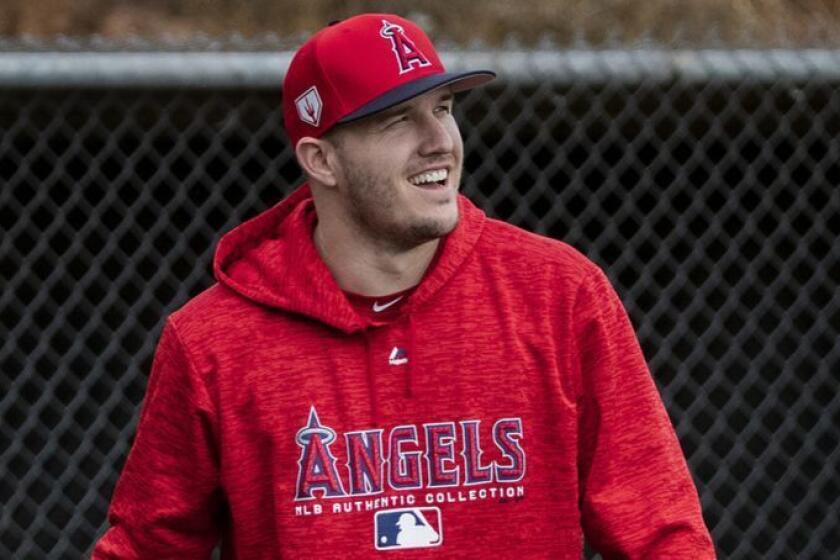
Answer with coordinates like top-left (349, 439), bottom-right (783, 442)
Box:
top-left (436, 105), bottom-right (452, 114)
top-left (386, 115), bottom-right (408, 127)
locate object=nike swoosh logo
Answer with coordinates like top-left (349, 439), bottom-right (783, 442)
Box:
top-left (372, 296), bottom-right (403, 312)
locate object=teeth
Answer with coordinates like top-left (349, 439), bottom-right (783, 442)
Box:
top-left (408, 169), bottom-right (448, 185)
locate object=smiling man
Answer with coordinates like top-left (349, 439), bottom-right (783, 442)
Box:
top-left (93, 13), bottom-right (716, 559)
top-left (303, 87), bottom-right (464, 296)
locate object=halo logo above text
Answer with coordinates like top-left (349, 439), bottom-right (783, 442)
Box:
top-left (293, 407), bottom-right (526, 501)
top-left (379, 20), bottom-right (432, 75)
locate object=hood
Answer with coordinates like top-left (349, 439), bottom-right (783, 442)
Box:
top-left (213, 184), bottom-right (486, 334)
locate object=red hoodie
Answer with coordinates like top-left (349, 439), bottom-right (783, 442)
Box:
top-left (92, 185), bottom-right (715, 559)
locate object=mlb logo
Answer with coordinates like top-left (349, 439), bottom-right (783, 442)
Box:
top-left (374, 507), bottom-right (443, 551)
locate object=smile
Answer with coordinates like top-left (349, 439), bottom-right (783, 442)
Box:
top-left (408, 168), bottom-right (448, 186)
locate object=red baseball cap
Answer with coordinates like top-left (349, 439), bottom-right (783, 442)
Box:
top-left (282, 13), bottom-right (495, 147)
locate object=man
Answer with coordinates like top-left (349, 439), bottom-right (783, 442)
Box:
top-left (93, 13), bottom-right (716, 559)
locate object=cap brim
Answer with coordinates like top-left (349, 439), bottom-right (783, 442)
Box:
top-left (337, 70), bottom-right (496, 125)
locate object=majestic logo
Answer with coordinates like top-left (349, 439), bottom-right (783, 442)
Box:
top-left (388, 347), bottom-right (408, 366)
top-left (295, 86), bottom-right (323, 127)
top-left (375, 507), bottom-right (443, 550)
top-left (294, 407), bottom-right (526, 501)
top-left (379, 19), bottom-right (432, 75)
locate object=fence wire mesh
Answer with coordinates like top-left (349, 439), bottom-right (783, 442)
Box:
top-left (1, 48), bottom-right (839, 559)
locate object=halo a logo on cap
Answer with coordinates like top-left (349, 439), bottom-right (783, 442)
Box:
top-left (295, 86), bottom-right (323, 127)
top-left (374, 507), bottom-right (442, 550)
top-left (379, 19), bottom-right (431, 75)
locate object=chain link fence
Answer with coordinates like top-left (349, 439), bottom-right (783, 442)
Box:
top-left (1, 47), bottom-right (839, 559)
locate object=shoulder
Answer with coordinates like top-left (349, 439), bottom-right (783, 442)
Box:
top-left (476, 217), bottom-right (603, 285)
top-left (165, 281), bottom-right (266, 347)
top-left (466, 217), bottom-right (616, 322)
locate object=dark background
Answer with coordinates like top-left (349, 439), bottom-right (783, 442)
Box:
top-left (1, 59), bottom-right (839, 558)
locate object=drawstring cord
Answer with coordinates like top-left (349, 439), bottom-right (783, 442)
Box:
top-left (363, 328), bottom-right (379, 428)
top-left (405, 314), bottom-right (415, 399)
top-left (360, 309), bottom-right (416, 431)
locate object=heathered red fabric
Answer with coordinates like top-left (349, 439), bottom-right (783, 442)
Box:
top-left (92, 185), bottom-right (716, 559)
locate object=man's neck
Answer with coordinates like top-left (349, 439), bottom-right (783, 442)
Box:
top-left (313, 219), bottom-right (440, 297)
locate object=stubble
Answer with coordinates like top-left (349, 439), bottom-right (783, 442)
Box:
top-left (340, 157), bottom-right (460, 252)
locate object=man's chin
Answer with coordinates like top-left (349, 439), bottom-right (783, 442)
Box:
top-left (407, 211), bottom-right (459, 243)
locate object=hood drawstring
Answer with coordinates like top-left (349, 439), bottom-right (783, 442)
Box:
top-left (405, 314), bottom-right (416, 399)
top-left (362, 329), bottom-right (379, 428)
top-left (364, 313), bottom-right (414, 429)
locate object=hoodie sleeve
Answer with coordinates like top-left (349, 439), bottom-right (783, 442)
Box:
top-left (91, 318), bottom-right (223, 559)
top-left (572, 265), bottom-right (716, 559)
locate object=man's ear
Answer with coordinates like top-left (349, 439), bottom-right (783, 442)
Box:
top-left (295, 137), bottom-right (339, 187)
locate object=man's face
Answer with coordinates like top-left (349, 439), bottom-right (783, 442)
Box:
top-left (327, 87), bottom-right (464, 250)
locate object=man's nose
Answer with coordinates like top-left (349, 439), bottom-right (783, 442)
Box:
top-left (418, 113), bottom-right (455, 156)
